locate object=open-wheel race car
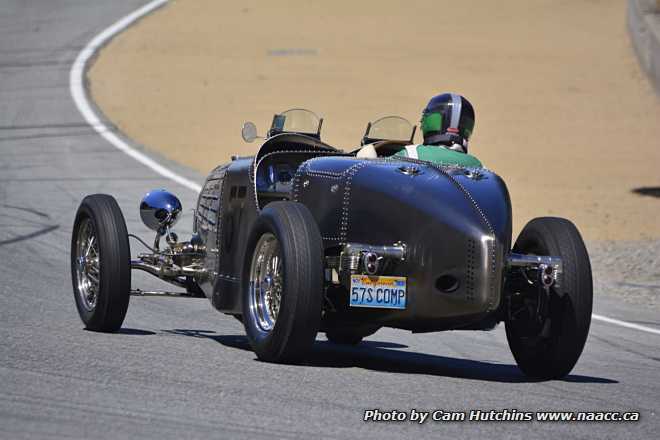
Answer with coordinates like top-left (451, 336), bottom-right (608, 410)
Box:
top-left (71, 108), bottom-right (592, 380)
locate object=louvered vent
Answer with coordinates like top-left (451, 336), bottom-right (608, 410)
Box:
top-left (466, 238), bottom-right (476, 302)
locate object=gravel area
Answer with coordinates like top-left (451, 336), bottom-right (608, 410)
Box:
top-left (588, 239), bottom-right (660, 308)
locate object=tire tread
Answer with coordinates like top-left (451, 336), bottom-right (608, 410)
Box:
top-left (506, 217), bottom-right (592, 379)
top-left (242, 202), bottom-right (323, 362)
top-left (71, 194), bottom-right (130, 332)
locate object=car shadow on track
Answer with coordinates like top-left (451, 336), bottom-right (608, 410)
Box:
top-left (117, 328), bottom-right (157, 336)
top-left (162, 329), bottom-right (617, 384)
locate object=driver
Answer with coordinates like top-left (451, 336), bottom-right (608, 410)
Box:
top-left (394, 93), bottom-right (481, 167)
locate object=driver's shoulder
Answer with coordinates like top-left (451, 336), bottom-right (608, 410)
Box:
top-left (395, 144), bottom-right (482, 167)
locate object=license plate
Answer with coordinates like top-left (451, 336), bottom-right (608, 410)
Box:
top-left (349, 275), bottom-right (407, 309)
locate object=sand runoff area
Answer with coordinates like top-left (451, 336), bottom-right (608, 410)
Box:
top-left (88, 0), bottom-right (660, 241)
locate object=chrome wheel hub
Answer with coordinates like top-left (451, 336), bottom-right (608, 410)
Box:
top-left (248, 233), bottom-right (283, 332)
top-left (75, 218), bottom-right (100, 311)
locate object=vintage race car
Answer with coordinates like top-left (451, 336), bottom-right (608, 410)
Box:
top-left (71, 108), bottom-right (592, 380)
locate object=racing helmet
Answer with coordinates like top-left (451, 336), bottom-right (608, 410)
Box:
top-left (421, 93), bottom-right (475, 152)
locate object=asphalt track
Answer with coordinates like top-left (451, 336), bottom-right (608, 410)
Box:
top-left (0, 2), bottom-right (658, 439)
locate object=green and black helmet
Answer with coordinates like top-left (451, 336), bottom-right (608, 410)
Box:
top-left (421, 93), bottom-right (475, 152)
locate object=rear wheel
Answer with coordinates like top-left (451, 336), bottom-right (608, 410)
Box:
top-left (505, 217), bottom-right (592, 380)
top-left (242, 202), bottom-right (323, 362)
top-left (71, 194), bottom-right (131, 332)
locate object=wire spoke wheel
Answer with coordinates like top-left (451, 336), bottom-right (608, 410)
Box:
top-left (71, 194), bottom-right (130, 332)
top-left (248, 233), bottom-right (283, 332)
top-left (74, 217), bottom-right (101, 311)
top-left (241, 202), bottom-right (323, 363)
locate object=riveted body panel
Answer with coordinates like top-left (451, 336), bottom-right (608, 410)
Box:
top-left (197, 134), bottom-right (512, 331)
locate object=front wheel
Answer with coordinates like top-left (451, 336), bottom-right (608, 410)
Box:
top-left (71, 194), bottom-right (131, 332)
top-left (242, 202), bottom-right (323, 362)
top-left (505, 217), bottom-right (592, 380)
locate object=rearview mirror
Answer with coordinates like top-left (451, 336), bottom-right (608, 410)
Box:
top-left (241, 121), bottom-right (258, 143)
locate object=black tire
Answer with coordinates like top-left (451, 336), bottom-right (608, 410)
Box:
top-left (505, 217), bottom-right (592, 380)
top-left (71, 194), bottom-right (131, 332)
top-left (242, 202), bottom-right (323, 362)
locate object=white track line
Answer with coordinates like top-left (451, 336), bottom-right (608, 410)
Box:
top-left (70, 0), bottom-right (660, 338)
top-left (69, 0), bottom-right (202, 193)
top-left (592, 313), bottom-right (660, 335)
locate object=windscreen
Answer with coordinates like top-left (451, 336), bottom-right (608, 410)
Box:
top-left (270, 109), bottom-right (321, 136)
top-left (366, 116), bottom-right (415, 142)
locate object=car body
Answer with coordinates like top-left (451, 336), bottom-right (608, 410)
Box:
top-left (198, 125), bottom-right (510, 333)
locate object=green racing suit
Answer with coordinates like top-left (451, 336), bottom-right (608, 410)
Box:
top-left (394, 144), bottom-right (482, 168)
